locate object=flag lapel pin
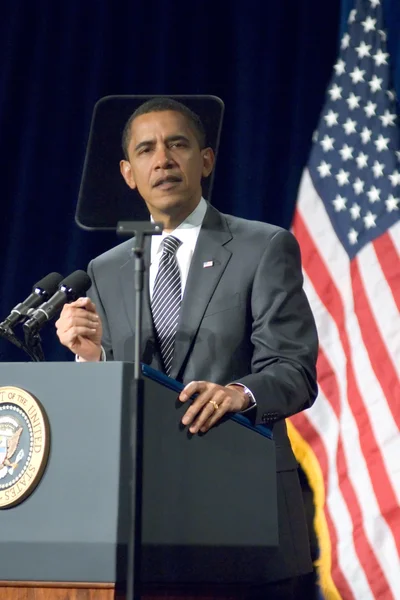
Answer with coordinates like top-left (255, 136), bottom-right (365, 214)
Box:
top-left (203, 260), bottom-right (214, 268)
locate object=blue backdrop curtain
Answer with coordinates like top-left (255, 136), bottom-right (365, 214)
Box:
top-left (0, 0), bottom-right (398, 362)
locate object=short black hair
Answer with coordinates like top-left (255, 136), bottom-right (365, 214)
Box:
top-left (121, 97), bottom-right (207, 159)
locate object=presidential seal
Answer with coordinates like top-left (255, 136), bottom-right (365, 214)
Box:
top-left (0, 386), bottom-right (50, 509)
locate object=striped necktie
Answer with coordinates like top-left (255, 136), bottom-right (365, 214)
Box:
top-left (151, 235), bottom-right (182, 375)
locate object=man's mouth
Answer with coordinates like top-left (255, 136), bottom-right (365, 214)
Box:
top-left (153, 175), bottom-right (182, 188)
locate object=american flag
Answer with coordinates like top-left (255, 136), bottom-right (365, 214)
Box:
top-left (287, 0), bottom-right (400, 598)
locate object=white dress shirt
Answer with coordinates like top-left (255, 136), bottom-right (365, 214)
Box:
top-left (149, 197), bottom-right (207, 300)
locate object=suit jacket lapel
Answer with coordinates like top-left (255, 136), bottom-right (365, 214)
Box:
top-left (119, 238), bottom-right (161, 368)
top-left (169, 205), bottom-right (233, 380)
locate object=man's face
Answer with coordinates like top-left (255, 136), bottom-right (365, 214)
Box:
top-left (120, 110), bottom-right (214, 221)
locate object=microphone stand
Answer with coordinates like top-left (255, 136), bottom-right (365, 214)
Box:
top-left (23, 330), bottom-right (45, 362)
top-left (0, 309), bottom-right (45, 363)
top-left (116, 220), bottom-right (162, 600)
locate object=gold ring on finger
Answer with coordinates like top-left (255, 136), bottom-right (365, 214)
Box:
top-left (209, 400), bottom-right (219, 411)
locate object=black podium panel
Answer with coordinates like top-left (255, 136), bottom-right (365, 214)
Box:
top-left (0, 362), bottom-right (276, 584)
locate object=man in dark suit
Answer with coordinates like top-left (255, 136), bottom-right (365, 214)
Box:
top-left (56, 97), bottom-right (318, 598)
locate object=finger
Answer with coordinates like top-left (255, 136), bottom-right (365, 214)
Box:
top-left (68, 297), bottom-right (97, 313)
top-left (200, 400), bottom-right (230, 433)
top-left (61, 312), bottom-right (99, 329)
top-left (190, 390), bottom-right (228, 433)
top-left (56, 308), bottom-right (99, 329)
top-left (181, 386), bottom-right (215, 426)
top-left (188, 402), bottom-right (217, 433)
top-left (58, 325), bottom-right (98, 345)
top-left (179, 380), bottom-right (205, 402)
top-left (59, 320), bottom-right (100, 338)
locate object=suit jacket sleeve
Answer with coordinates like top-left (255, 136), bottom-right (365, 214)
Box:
top-left (87, 259), bottom-right (114, 361)
top-left (237, 229), bottom-right (318, 425)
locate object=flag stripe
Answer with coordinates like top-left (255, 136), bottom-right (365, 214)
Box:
top-left (389, 221), bottom-right (400, 257)
top-left (373, 229), bottom-right (400, 312)
top-left (357, 239), bottom-right (400, 381)
top-left (289, 412), bottom-right (356, 600)
top-left (291, 391), bottom-right (376, 599)
top-left (351, 258), bottom-right (400, 427)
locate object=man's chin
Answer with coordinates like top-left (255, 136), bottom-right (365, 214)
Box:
top-left (145, 192), bottom-right (200, 220)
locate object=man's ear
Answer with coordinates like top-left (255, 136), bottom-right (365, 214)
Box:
top-left (120, 160), bottom-right (137, 189)
top-left (201, 147), bottom-right (215, 178)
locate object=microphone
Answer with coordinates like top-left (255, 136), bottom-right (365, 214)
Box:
top-left (0, 272), bottom-right (64, 330)
top-left (23, 270), bottom-right (92, 335)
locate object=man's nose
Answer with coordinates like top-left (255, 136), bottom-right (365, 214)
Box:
top-left (154, 146), bottom-right (173, 168)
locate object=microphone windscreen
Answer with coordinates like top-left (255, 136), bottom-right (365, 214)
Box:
top-left (32, 272), bottom-right (64, 295)
top-left (60, 270), bottom-right (92, 296)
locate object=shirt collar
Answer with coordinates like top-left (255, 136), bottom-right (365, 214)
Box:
top-left (151, 197), bottom-right (207, 257)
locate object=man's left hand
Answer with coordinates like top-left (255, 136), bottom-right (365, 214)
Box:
top-left (179, 381), bottom-right (250, 434)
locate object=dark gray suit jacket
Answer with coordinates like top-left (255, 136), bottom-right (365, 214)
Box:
top-left (87, 203), bottom-right (319, 582)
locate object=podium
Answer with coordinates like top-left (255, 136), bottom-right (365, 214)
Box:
top-left (0, 362), bottom-right (277, 599)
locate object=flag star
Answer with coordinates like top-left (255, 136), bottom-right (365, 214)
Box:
top-left (336, 169), bottom-right (350, 186)
top-left (317, 161), bottom-right (332, 178)
top-left (379, 110), bottom-right (396, 127)
top-left (389, 170), bottom-right (400, 186)
top-left (329, 83), bottom-right (343, 101)
top-left (364, 101), bottom-right (377, 118)
top-left (387, 90), bottom-right (396, 102)
top-left (334, 59), bottom-right (346, 76)
top-left (367, 186), bottom-right (381, 203)
top-left (341, 33), bottom-right (350, 49)
top-left (378, 29), bottom-right (387, 41)
top-left (347, 93), bottom-right (361, 110)
top-left (386, 194), bottom-right (399, 212)
top-left (312, 130), bottom-right (319, 143)
top-left (350, 203), bottom-right (361, 220)
top-left (361, 127), bottom-right (372, 144)
top-left (324, 110), bottom-right (339, 127)
top-left (364, 211), bottom-right (377, 228)
top-left (353, 178), bottom-right (365, 194)
top-left (373, 48), bottom-right (389, 66)
top-left (343, 118), bottom-right (357, 135)
top-left (348, 228), bottom-right (359, 245)
top-left (320, 135), bottom-right (335, 152)
top-left (333, 195), bottom-right (347, 212)
top-left (350, 66), bottom-right (365, 84)
top-left (369, 75), bottom-right (383, 93)
top-left (370, 0), bottom-right (380, 6)
top-left (339, 144), bottom-right (354, 161)
top-left (372, 160), bottom-right (385, 178)
top-left (355, 41), bottom-right (371, 58)
top-left (396, 151), bottom-right (400, 161)
top-left (348, 9), bottom-right (357, 23)
top-left (356, 152), bottom-right (368, 168)
top-left (374, 134), bottom-right (390, 152)
top-left (362, 16), bottom-right (377, 32)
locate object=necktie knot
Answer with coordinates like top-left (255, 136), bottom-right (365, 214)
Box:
top-left (163, 235), bottom-right (181, 256)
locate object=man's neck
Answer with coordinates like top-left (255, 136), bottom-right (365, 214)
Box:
top-left (152, 198), bottom-right (203, 232)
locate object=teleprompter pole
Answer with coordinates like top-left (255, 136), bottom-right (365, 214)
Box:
top-left (117, 221), bottom-right (162, 600)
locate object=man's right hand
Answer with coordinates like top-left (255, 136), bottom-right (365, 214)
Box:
top-left (55, 297), bottom-right (103, 361)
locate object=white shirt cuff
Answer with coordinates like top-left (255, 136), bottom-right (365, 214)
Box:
top-left (227, 382), bottom-right (256, 412)
top-left (75, 346), bottom-right (106, 362)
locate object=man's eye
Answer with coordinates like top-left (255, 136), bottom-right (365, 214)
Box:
top-left (139, 147), bottom-right (151, 154)
top-left (170, 142), bottom-right (185, 148)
